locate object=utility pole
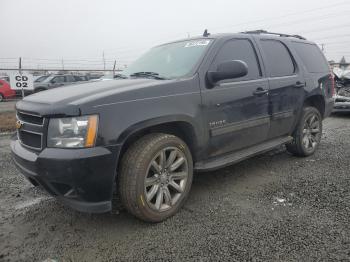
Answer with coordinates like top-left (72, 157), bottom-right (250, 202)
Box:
top-left (102, 51), bottom-right (106, 71)
top-left (61, 58), bottom-right (64, 70)
top-left (19, 57), bottom-right (22, 74)
top-left (321, 44), bottom-right (325, 53)
top-left (19, 57), bottom-right (24, 98)
top-left (113, 60), bottom-right (116, 77)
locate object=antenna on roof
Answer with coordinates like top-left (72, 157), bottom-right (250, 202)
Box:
top-left (203, 29), bottom-right (210, 37)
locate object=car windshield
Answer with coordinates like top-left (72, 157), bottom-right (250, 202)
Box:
top-left (42, 76), bottom-right (55, 82)
top-left (122, 39), bottom-right (212, 79)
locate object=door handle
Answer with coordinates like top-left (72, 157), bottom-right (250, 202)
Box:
top-left (295, 81), bottom-right (305, 88)
top-left (253, 88), bottom-right (269, 96)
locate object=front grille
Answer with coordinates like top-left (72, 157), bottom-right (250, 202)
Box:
top-left (18, 130), bottom-right (42, 149)
top-left (17, 111), bottom-right (45, 150)
top-left (17, 111), bottom-right (44, 125)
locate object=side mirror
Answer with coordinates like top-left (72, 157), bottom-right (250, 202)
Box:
top-left (207, 60), bottom-right (248, 87)
top-left (50, 80), bottom-right (56, 84)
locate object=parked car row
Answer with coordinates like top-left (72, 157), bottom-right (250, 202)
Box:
top-left (0, 73), bottom-right (109, 100)
top-left (32, 74), bottom-right (89, 93)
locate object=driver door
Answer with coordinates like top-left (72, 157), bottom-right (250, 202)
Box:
top-left (201, 38), bottom-right (270, 157)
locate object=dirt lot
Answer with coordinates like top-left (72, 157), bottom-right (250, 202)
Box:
top-left (0, 101), bottom-right (17, 132)
top-left (0, 115), bottom-right (350, 261)
top-left (0, 101), bottom-right (17, 114)
top-left (0, 112), bottom-right (16, 132)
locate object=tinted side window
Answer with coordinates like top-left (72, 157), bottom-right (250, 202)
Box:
top-left (74, 76), bottom-right (83, 81)
top-left (260, 40), bottom-right (295, 77)
top-left (211, 39), bottom-right (261, 81)
top-left (65, 75), bottom-right (75, 82)
top-left (53, 76), bottom-right (65, 83)
top-left (292, 42), bottom-right (329, 73)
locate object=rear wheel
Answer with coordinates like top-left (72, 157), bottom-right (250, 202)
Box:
top-left (286, 106), bottom-right (322, 157)
top-left (118, 133), bottom-right (193, 222)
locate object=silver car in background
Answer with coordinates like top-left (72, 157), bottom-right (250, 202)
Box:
top-left (33, 74), bottom-right (88, 93)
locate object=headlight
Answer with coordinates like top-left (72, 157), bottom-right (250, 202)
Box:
top-left (47, 115), bottom-right (98, 148)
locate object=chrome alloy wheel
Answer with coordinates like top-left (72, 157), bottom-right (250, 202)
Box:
top-left (144, 147), bottom-right (189, 212)
top-left (302, 113), bottom-right (321, 151)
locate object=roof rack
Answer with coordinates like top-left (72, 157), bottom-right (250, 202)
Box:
top-left (241, 30), bottom-right (306, 40)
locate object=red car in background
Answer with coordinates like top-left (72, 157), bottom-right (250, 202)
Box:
top-left (0, 79), bottom-right (16, 102)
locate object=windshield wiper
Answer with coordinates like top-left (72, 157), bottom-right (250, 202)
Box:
top-left (129, 72), bottom-right (168, 80)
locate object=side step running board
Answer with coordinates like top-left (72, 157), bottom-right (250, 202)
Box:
top-left (194, 136), bottom-right (293, 172)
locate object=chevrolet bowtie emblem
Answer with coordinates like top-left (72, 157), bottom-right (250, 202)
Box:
top-left (16, 120), bottom-right (23, 129)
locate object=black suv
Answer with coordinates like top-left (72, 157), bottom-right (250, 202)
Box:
top-left (11, 31), bottom-right (334, 222)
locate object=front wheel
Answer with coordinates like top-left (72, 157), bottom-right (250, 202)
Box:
top-left (0, 94), bottom-right (4, 102)
top-left (286, 106), bottom-right (322, 157)
top-left (118, 133), bottom-right (193, 222)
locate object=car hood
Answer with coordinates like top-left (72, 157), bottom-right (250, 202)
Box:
top-left (16, 78), bottom-right (173, 116)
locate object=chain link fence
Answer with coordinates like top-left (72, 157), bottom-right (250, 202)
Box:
top-left (0, 68), bottom-right (122, 102)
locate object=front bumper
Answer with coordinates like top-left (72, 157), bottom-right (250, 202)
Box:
top-left (11, 138), bottom-right (120, 213)
top-left (333, 95), bottom-right (350, 112)
top-left (324, 97), bottom-right (335, 118)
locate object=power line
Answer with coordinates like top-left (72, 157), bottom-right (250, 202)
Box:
top-left (100, 0), bottom-right (350, 55)
top-left (182, 1), bottom-right (350, 35)
top-left (317, 40), bottom-right (350, 45)
top-left (299, 24), bottom-right (350, 34)
top-left (262, 12), bottom-right (350, 30)
top-left (311, 34), bottom-right (350, 41)
top-left (2, 6), bottom-right (350, 69)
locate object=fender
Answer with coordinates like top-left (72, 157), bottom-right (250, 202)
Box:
top-left (116, 114), bottom-right (201, 146)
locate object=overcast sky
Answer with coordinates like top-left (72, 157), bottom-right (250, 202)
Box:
top-left (1, 0), bottom-right (350, 69)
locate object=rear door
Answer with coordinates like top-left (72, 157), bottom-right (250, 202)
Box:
top-left (201, 37), bottom-right (270, 157)
top-left (257, 38), bottom-right (305, 139)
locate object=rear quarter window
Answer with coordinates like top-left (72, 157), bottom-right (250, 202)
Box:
top-left (292, 42), bottom-right (329, 73)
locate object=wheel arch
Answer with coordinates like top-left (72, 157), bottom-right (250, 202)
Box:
top-left (116, 116), bottom-right (200, 171)
top-left (303, 94), bottom-right (325, 118)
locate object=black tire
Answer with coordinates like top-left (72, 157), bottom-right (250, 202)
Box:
top-left (118, 133), bottom-right (193, 222)
top-left (286, 106), bottom-right (322, 157)
top-left (0, 93), bottom-right (4, 102)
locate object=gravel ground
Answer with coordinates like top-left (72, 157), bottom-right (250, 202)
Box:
top-left (0, 115), bottom-right (349, 261)
top-left (0, 101), bottom-right (17, 113)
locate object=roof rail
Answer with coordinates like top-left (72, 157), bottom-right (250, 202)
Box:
top-left (241, 30), bottom-right (306, 40)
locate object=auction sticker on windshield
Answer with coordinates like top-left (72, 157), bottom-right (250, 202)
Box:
top-left (184, 40), bottom-right (211, 47)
